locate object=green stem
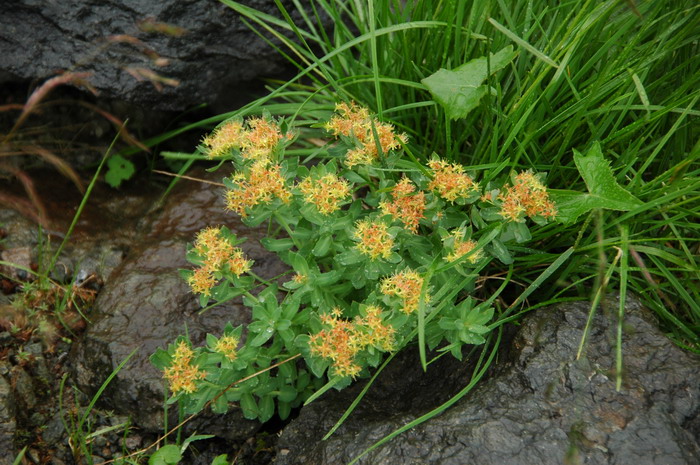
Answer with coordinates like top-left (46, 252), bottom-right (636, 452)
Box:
top-left (273, 212), bottom-right (301, 249)
top-left (48, 125), bottom-right (124, 276)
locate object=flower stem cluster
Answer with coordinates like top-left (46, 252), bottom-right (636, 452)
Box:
top-left (298, 173), bottom-right (351, 215)
top-left (445, 230), bottom-right (482, 263)
top-left (214, 334), bottom-right (239, 361)
top-left (380, 177), bottom-right (426, 233)
top-left (498, 171), bottom-right (557, 222)
top-left (324, 101), bottom-right (408, 167)
top-left (163, 340), bottom-right (206, 394)
top-left (202, 117), bottom-right (291, 161)
top-left (309, 306), bottom-right (395, 378)
top-left (353, 218), bottom-right (394, 260)
top-left (224, 160), bottom-right (292, 217)
top-left (428, 158), bottom-right (479, 202)
top-left (380, 268), bottom-right (427, 314)
top-left (187, 226), bottom-right (252, 296)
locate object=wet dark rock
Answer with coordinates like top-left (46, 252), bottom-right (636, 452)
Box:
top-left (0, 1), bottom-right (302, 111)
top-left (0, 172), bottom-right (158, 284)
top-left (275, 294), bottom-right (700, 465)
top-left (72, 169), bottom-right (287, 439)
top-left (11, 366), bottom-right (37, 410)
top-left (42, 413), bottom-right (66, 446)
top-left (0, 375), bottom-right (16, 465)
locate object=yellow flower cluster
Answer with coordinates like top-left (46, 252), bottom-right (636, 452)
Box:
top-left (324, 102), bottom-right (408, 168)
top-left (224, 160), bottom-right (292, 217)
top-left (379, 177), bottom-right (426, 233)
top-left (201, 120), bottom-right (245, 159)
top-left (298, 173), bottom-right (351, 215)
top-left (445, 230), bottom-right (483, 263)
top-left (428, 158), bottom-right (480, 202)
top-left (309, 306), bottom-right (395, 378)
top-left (291, 272), bottom-right (307, 284)
top-left (353, 218), bottom-right (394, 260)
top-left (163, 340), bottom-right (206, 394)
top-left (498, 171), bottom-right (557, 222)
top-left (380, 268), bottom-right (427, 314)
top-left (214, 334), bottom-right (239, 361)
top-left (202, 117), bottom-right (290, 161)
top-left (187, 226), bottom-right (252, 296)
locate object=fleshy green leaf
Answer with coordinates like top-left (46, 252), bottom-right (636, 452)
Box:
top-left (258, 394), bottom-right (275, 422)
top-left (421, 46), bottom-right (516, 120)
top-left (552, 142), bottom-right (643, 224)
top-left (240, 393), bottom-right (259, 419)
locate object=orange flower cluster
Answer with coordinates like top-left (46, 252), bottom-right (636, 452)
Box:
top-left (163, 340), bottom-right (206, 394)
top-left (380, 268), bottom-right (427, 314)
top-left (428, 158), bottom-right (480, 202)
top-left (498, 171), bottom-right (557, 222)
top-left (353, 218), bottom-right (394, 260)
top-left (445, 230), bottom-right (483, 263)
top-left (187, 226), bottom-right (252, 296)
top-left (298, 173), bottom-right (351, 215)
top-left (324, 102), bottom-right (408, 168)
top-left (309, 306), bottom-right (395, 378)
top-left (202, 117), bottom-right (290, 161)
top-left (224, 160), bottom-right (292, 217)
top-left (214, 334), bottom-right (239, 361)
top-left (379, 177), bottom-right (426, 233)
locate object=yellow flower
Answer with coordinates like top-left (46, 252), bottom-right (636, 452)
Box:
top-left (498, 171), bottom-right (557, 222)
top-left (187, 266), bottom-right (217, 296)
top-left (163, 341), bottom-right (206, 394)
top-left (239, 117), bottom-right (285, 161)
top-left (309, 305), bottom-right (395, 378)
top-left (428, 158), bottom-right (479, 202)
top-left (379, 177), bottom-right (426, 233)
top-left (188, 227), bottom-right (253, 295)
top-left (201, 117), bottom-right (290, 162)
top-left (214, 335), bottom-right (239, 361)
top-left (298, 173), bottom-right (351, 214)
top-left (324, 101), bottom-right (408, 168)
top-left (224, 160), bottom-right (292, 217)
top-left (445, 230), bottom-right (482, 263)
top-left (353, 218), bottom-right (394, 260)
top-left (202, 120), bottom-right (245, 159)
top-left (380, 268), bottom-right (427, 314)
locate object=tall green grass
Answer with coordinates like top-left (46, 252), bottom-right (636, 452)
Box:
top-left (214, 0), bottom-right (698, 350)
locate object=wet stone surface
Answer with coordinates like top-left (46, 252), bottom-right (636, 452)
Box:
top-left (71, 168), bottom-right (287, 438)
top-left (0, 0), bottom-right (301, 111)
top-left (275, 294), bottom-right (700, 465)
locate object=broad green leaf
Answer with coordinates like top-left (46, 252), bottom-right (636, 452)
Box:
top-left (421, 46), bottom-right (516, 120)
top-left (312, 234), bottom-right (333, 257)
top-left (552, 143), bottom-right (643, 224)
top-left (149, 445), bottom-right (181, 465)
top-left (487, 238), bottom-right (512, 264)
